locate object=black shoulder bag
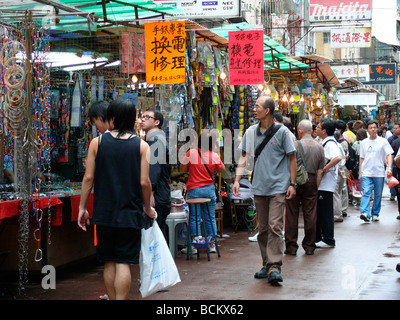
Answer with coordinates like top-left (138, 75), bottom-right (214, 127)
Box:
top-left (197, 149), bottom-right (219, 201)
top-left (251, 124), bottom-right (281, 183)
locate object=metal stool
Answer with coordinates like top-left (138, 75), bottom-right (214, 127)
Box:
top-left (165, 211), bottom-right (187, 258)
top-left (186, 198), bottom-right (221, 261)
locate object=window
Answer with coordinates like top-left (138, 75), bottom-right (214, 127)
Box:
top-left (323, 32), bottom-right (330, 44)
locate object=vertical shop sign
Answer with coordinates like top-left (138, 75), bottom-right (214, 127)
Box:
top-left (228, 30), bottom-right (264, 85)
top-left (145, 21), bottom-right (186, 84)
top-left (121, 33), bottom-right (146, 74)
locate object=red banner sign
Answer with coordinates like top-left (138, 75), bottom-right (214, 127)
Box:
top-left (121, 33), bottom-right (146, 74)
top-left (228, 30), bottom-right (264, 85)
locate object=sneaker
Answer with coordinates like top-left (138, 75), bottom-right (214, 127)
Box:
top-left (209, 243), bottom-right (216, 253)
top-left (268, 271), bottom-right (283, 284)
top-left (181, 245), bottom-right (197, 255)
top-left (254, 267), bottom-right (268, 279)
top-left (390, 195), bottom-right (396, 201)
top-left (248, 233), bottom-right (258, 242)
top-left (372, 217), bottom-right (379, 222)
top-left (360, 214), bottom-right (370, 222)
top-left (315, 241), bottom-right (335, 248)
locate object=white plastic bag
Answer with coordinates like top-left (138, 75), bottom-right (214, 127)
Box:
top-left (139, 219), bottom-right (181, 298)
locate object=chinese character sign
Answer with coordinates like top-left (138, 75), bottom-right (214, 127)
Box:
top-left (121, 33), bottom-right (146, 74)
top-left (228, 30), bottom-right (264, 85)
top-left (145, 21), bottom-right (186, 84)
top-left (365, 63), bottom-right (396, 85)
top-left (330, 28), bottom-right (371, 48)
top-left (333, 64), bottom-right (370, 81)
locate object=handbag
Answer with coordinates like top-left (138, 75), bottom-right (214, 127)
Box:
top-left (197, 149), bottom-right (219, 201)
top-left (296, 140), bottom-right (309, 185)
top-left (139, 218), bottom-right (181, 298)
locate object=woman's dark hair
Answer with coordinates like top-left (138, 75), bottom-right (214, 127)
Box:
top-left (320, 119), bottom-right (336, 136)
top-left (107, 98), bottom-right (136, 138)
top-left (89, 100), bottom-right (109, 122)
top-left (335, 120), bottom-right (346, 134)
top-left (356, 128), bottom-right (367, 141)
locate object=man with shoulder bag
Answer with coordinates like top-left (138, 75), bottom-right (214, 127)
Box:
top-left (285, 120), bottom-right (325, 255)
top-left (233, 96), bottom-right (297, 285)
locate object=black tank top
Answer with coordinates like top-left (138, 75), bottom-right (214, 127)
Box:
top-left (93, 132), bottom-right (144, 229)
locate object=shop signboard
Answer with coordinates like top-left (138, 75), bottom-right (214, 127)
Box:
top-left (310, 0), bottom-right (372, 22)
top-left (145, 21), bottom-right (186, 84)
top-left (154, 0), bottom-right (241, 19)
top-left (364, 63), bottom-right (396, 85)
top-left (228, 30), bottom-right (264, 85)
top-left (333, 64), bottom-right (369, 81)
top-left (330, 28), bottom-right (371, 48)
top-left (121, 33), bottom-right (146, 74)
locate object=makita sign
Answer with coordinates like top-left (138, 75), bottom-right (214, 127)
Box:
top-left (310, 0), bottom-right (371, 22)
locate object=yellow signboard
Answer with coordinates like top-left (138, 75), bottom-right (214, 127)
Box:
top-left (145, 21), bottom-right (186, 84)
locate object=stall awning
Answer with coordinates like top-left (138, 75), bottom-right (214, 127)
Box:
top-left (293, 55), bottom-right (340, 89)
top-left (0, 0), bottom-right (186, 32)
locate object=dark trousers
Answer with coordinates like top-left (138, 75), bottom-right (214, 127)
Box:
top-left (155, 202), bottom-right (171, 241)
top-left (285, 174), bottom-right (318, 253)
top-left (316, 190), bottom-right (335, 246)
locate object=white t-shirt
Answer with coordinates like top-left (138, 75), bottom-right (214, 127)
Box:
top-left (319, 137), bottom-right (342, 192)
top-left (359, 136), bottom-right (393, 177)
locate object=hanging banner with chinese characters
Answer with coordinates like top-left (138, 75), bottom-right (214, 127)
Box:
top-left (330, 28), bottom-right (371, 48)
top-left (364, 63), bottom-right (396, 85)
top-left (145, 21), bottom-right (186, 84)
top-left (228, 30), bottom-right (264, 85)
top-left (121, 33), bottom-right (146, 74)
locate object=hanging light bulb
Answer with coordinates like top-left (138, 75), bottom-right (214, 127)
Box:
top-left (264, 86), bottom-right (271, 95)
top-left (290, 95), bottom-right (295, 103)
top-left (258, 84), bottom-right (264, 91)
top-left (131, 74), bottom-right (138, 83)
top-left (282, 94), bottom-right (288, 102)
top-left (300, 95), bottom-right (304, 102)
top-left (220, 70), bottom-right (227, 80)
top-left (316, 99), bottom-right (322, 107)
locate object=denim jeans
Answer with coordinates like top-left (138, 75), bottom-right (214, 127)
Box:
top-left (360, 176), bottom-right (384, 218)
top-left (187, 184), bottom-right (217, 237)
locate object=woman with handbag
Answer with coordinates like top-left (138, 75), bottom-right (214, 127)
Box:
top-left (180, 134), bottom-right (225, 254)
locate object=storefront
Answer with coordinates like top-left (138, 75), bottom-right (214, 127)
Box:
top-left (0, 2), bottom-right (339, 295)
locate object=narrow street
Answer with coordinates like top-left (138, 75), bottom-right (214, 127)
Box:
top-left (11, 187), bottom-right (400, 301)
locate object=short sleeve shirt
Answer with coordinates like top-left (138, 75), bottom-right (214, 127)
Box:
top-left (319, 137), bottom-right (342, 192)
top-left (238, 123), bottom-right (296, 196)
top-left (360, 136), bottom-right (393, 177)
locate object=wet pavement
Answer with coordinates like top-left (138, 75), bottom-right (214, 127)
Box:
top-left (2, 189), bottom-right (400, 302)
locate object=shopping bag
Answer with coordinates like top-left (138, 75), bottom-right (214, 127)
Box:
top-left (139, 218), bottom-right (181, 298)
top-left (388, 175), bottom-right (399, 189)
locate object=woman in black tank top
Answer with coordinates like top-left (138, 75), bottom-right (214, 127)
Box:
top-left (78, 98), bottom-right (156, 300)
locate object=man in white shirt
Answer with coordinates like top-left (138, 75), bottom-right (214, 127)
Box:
top-left (315, 119), bottom-right (342, 248)
top-left (359, 120), bottom-right (393, 222)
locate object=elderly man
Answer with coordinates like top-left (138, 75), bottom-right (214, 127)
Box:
top-left (285, 120), bottom-right (325, 255)
top-left (233, 95), bottom-right (297, 285)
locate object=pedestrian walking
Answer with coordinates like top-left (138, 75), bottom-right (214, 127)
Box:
top-left (315, 119), bottom-right (343, 248)
top-left (233, 95), bottom-right (297, 285)
top-left (388, 123), bottom-right (400, 200)
top-left (141, 109), bottom-right (171, 240)
top-left (333, 120), bottom-right (350, 222)
top-left (285, 119), bottom-right (325, 255)
top-left (78, 98), bottom-right (156, 300)
top-left (359, 120), bottom-right (393, 222)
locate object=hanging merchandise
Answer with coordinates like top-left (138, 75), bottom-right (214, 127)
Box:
top-left (70, 74), bottom-right (83, 127)
top-left (197, 41), bottom-right (217, 87)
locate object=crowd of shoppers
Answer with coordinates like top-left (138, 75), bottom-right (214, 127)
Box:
top-left (77, 97), bottom-right (399, 297)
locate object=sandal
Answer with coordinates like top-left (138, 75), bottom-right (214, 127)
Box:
top-left (99, 294), bottom-right (109, 300)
